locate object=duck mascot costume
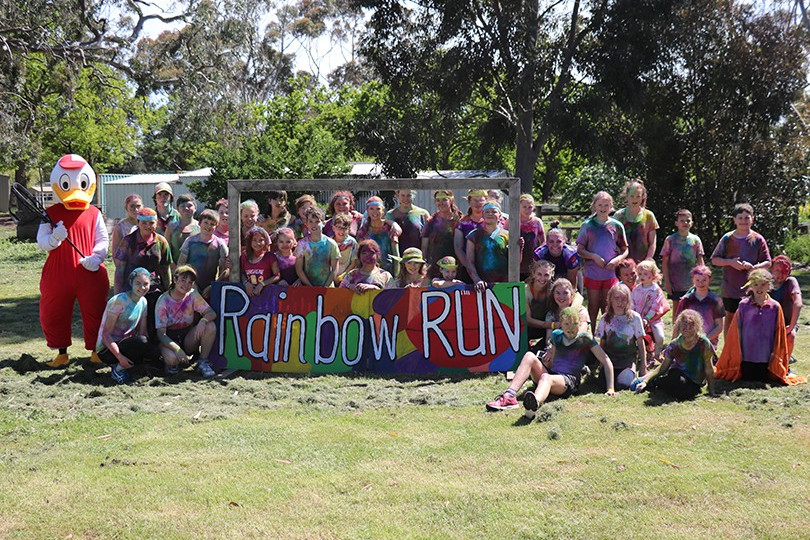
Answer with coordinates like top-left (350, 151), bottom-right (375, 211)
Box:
top-left (36, 154), bottom-right (110, 367)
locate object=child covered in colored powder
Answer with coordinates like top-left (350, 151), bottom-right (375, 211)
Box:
top-left (518, 193), bottom-right (545, 279)
top-left (661, 209), bottom-right (704, 321)
top-left (613, 178), bottom-right (659, 262)
top-left (272, 227), bottom-right (298, 286)
top-left (533, 221), bottom-right (580, 284)
top-left (454, 189), bottom-right (488, 283)
top-left (710, 203), bottom-right (771, 336)
top-left (357, 196), bottom-right (400, 276)
top-left (295, 206), bottom-right (340, 287)
top-left (240, 226), bottom-right (280, 297)
top-left (632, 309), bottom-right (716, 400)
top-left (165, 194), bottom-right (200, 268)
top-left (390, 247), bottom-right (427, 287)
top-left (430, 256), bottom-right (464, 289)
top-left (385, 189), bottom-right (430, 252)
top-left (261, 190), bottom-right (291, 234)
top-left (544, 278), bottom-right (590, 345)
top-left (715, 269), bottom-right (805, 385)
top-left (422, 190), bottom-right (463, 279)
top-left (676, 265), bottom-right (724, 345)
top-left (177, 209), bottom-right (229, 299)
top-left (466, 201), bottom-right (512, 291)
top-left (240, 199), bottom-right (260, 249)
top-left (596, 283), bottom-right (646, 389)
top-left (339, 239), bottom-right (393, 292)
top-left (632, 260), bottom-right (670, 364)
top-left (525, 260), bottom-right (555, 343)
top-left (331, 212), bottom-right (358, 285)
top-left (486, 306), bottom-right (615, 416)
top-left (615, 258), bottom-right (638, 290)
top-left (289, 194), bottom-right (317, 239)
top-left (770, 255), bottom-right (802, 360)
top-left (577, 191), bottom-right (628, 333)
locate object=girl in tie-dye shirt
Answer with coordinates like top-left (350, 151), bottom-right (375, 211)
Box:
top-left (385, 189), bottom-right (430, 252)
top-left (422, 190), bottom-right (462, 278)
top-left (466, 201), bottom-right (510, 289)
top-left (613, 179), bottom-right (659, 262)
top-left (596, 284), bottom-right (646, 389)
top-left (519, 194), bottom-right (545, 279)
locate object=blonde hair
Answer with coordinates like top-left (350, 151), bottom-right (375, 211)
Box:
top-left (673, 309), bottom-right (705, 338)
top-left (604, 283), bottom-right (634, 323)
top-left (636, 260), bottom-right (662, 284)
top-left (591, 191), bottom-right (614, 214)
top-left (745, 268), bottom-right (773, 291)
top-left (559, 306), bottom-right (581, 325)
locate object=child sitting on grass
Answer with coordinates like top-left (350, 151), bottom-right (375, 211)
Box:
top-left (430, 256), bottom-right (464, 288)
top-left (632, 309), bottom-right (716, 400)
top-left (595, 283), bottom-right (646, 390)
top-left (715, 269), bottom-right (806, 385)
top-left (676, 265), bottom-right (724, 345)
top-left (486, 306), bottom-right (615, 416)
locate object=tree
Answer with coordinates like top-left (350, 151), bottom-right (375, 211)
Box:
top-left (590, 0), bottom-right (809, 247)
top-left (358, 0), bottom-right (610, 193)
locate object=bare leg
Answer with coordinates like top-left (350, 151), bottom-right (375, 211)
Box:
top-left (586, 288), bottom-right (601, 334)
top-left (506, 351), bottom-right (547, 394)
top-left (534, 372), bottom-right (570, 404)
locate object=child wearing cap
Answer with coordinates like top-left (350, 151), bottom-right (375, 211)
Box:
top-left (152, 182), bottom-right (180, 235)
top-left (390, 247), bottom-right (427, 288)
top-left (431, 256), bottom-right (464, 288)
top-left (715, 269), bottom-right (805, 385)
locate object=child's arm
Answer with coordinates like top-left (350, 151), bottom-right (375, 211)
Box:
top-left (590, 344), bottom-right (616, 395)
top-left (635, 355), bottom-right (672, 393)
top-left (661, 244), bottom-right (672, 295)
top-left (576, 243), bottom-right (606, 268)
top-left (787, 280), bottom-right (802, 334)
top-left (266, 259), bottom-right (281, 285)
top-left (605, 246), bottom-right (629, 271)
top-left (466, 238), bottom-right (484, 289)
top-left (295, 256), bottom-right (312, 286)
top-left (326, 255), bottom-right (339, 288)
top-left (705, 351), bottom-right (717, 397)
top-left (707, 316), bottom-right (723, 344)
top-left (644, 228), bottom-right (657, 261)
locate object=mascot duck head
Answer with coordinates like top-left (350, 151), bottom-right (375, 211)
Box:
top-left (50, 154), bottom-right (97, 211)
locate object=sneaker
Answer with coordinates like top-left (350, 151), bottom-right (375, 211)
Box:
top-left (197, 359), bottom-right (215, 378)
top-left (164, 364), bottom-right (179, 375)
top-left (486, 393), bottom-right (519, 411)
top-left (110, 363), bottom-right (131, 384)
top-left (790, 355), bottom-right (797, 364)
top-left (523, 390), bottom-right (539, 419)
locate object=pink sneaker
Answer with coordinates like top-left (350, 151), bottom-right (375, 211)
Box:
top-left (486, 393), bottom-right (519, 411)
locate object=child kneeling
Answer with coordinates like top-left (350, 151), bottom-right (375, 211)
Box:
top-left (632, 309), bottom-right (716, 400)
top-left (486, 306), bottom-right (616, 418)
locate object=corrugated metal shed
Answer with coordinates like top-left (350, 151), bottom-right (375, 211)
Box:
top-left (101, 168), bottom-right (211, 220)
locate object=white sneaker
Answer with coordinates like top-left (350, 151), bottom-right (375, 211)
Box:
top-left (197, 359), bottom-right (215, 378)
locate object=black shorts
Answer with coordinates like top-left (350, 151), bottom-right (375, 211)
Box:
top-left (722, 297), bottom-right (742, 313)
top-left (648, 368), bottom-right (702, 400)
top-left (165, 326), bottom-right (192, 348)
top-left (741, 361), bottom-right (770, 382)
top-left (668, 290), bottom-right (688, 301)
top-left (549, 370), bottom-right (579, 397)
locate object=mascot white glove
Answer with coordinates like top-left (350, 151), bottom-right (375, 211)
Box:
top-left (48, 221), bottom-right (68, 248)
top-left (79, 255), bottom-right (102, 272)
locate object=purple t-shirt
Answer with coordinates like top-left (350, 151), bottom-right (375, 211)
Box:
top-left (533, 244), bottom-right (580, 280)
top-left (678, 289), bottom-right (724, 345)
top-left (660, 232), bottom-right (704, 292)
top-left (276, 252), bottom-right (298, 285)
top-left (576, 217), bottom-right (628, 281)
top-left (710, 231), bottom-right (770, 299)
top-left (737, 297), bottom-right (780, 363)
top-left (771, 277), bottom-right (801, 326)
top-left (550, 330), bottom-right (597, 377)
top-left (422, 212), bottom-right (460, 266)
top-left (613, 208), bottom-right (659, 262)
top-left (385, 205), bottom-right (430, 252)
top-left (520, 217), bottom-right (545, 274)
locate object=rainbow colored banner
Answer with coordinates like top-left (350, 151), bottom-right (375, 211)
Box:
top-left (209, 283), bottom-right (527, 374)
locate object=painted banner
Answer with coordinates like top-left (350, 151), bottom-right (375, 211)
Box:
top-left (209, 282), bottom-right (527, 374)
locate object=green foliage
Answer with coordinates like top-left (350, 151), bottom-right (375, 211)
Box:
top-left (188, 77), bottom-right (351, 206)
top-left (559, 163), bottom-right (628, 212)
top-left (785, 233), bottom-right (810, 265)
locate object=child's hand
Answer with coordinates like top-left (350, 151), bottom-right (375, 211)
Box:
top-left (474, 280), bottom-right (487, 292)
top-left (631, 377), bottom-right (646, 393)
top-left (605, 388), bottom-right (616, 396)
top-left (664, 281), bottom-right (672, 295)
top-left (517, 237), bottom-right (525, 250)
top-left (245, 285), bottom-right (256, 297)
top-left (279, 280), bottom-right (289, 287)
top-left (593, 255), bottom-right (606, 268)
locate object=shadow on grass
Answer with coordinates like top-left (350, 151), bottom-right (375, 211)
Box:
top-left (0, 295), bottom-right (87, 343)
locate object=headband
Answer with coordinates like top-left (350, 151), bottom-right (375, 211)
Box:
top-left (366, 200), bottom-right (383, 207)
top-left (468, 189), bottom-right (488, 198)
top-left (482, 202), bottom-right (501, 212)
top-left (137, 214), bottom-right (157, 222)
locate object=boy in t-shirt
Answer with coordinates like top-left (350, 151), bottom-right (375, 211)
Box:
top-left (177, 209), bottom-right (229, 299)
top-left (330, 212), bottom-right (358, 285)
top-left (710, 203), bottom-right (771, 337)
top-left (676, 265), bottom-right (724, 346)
top-left (661, 209), bottom-right (704, 323)
top-left (295, 206), bottom-right (340, 287)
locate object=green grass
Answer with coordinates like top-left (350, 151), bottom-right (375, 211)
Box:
top-left (0, 223), bottom-right (808, 539)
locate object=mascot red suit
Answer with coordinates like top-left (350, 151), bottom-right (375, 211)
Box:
top-left (36, 154), bottom-right (110, 367)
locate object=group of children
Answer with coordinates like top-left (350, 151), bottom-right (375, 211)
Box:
top-left (488, 180), bottom-right (805, 417)
top-left (100, 181), bottom-right (804, 400)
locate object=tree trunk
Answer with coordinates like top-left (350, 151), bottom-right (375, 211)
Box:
top-left (14, 161), bottom-right (27, 187)
top-left (514, 130), bottom-right (540, 195)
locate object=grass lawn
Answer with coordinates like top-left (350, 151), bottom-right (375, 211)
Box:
top-left (0, 224), bottom-right (808, 539)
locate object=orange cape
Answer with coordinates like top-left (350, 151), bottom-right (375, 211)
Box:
top-left (715, 301), bottom-right (805, 385)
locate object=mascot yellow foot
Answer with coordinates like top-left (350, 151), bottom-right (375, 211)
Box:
top-left (90, 351), bottom-right (103, 364)
top-left (46, 353), bottom-right (70, 368)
